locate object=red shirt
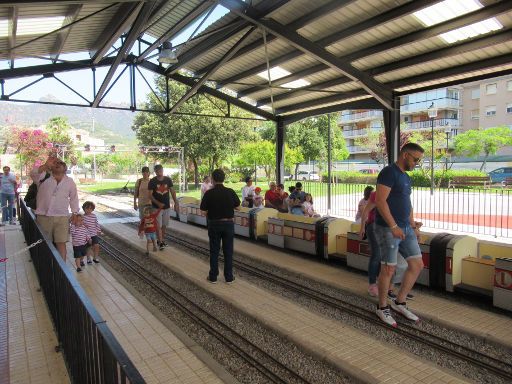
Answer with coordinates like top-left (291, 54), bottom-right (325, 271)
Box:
top-left (139, 209), bottom-right (161, 234)
top-left (265, 190), bottom-right (282, 207)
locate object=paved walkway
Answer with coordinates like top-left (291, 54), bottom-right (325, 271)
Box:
top-left (3, 227), bottom-right (69, 384)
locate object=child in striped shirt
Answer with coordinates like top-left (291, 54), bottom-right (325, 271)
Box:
top-left (82, 201), bottom-right (102, 264)
top-left (70, 214), bottom-right (91, 272)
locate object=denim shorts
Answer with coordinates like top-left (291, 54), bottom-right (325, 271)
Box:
top-left (73, 245), bottom-right (88, 258)
top-left (374, 224), bottom-right (422, 266)
top-left (145, 232), bottom-right (157, 240)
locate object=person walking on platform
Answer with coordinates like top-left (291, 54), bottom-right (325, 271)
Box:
top-left (200, 169), bottom-right (240, 284)
top-left (148, 164), bottom-right (179, 250)
top-left (1, 166), bottom-right (17, 225)
top-left (35, 155), bottom-right (80, 261)
top-left (374, 143), bottom-right (424, 327)
top-left (134, 166), bottom-right (152, 221)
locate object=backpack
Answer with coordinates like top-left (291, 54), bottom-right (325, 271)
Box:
top-left (24, 172), bottom-right (50, 209)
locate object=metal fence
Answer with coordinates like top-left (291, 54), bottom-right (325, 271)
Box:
top-left (19, 201), bottom-right (145, 384)
top-left (290, 181), bottom-right (512, 238)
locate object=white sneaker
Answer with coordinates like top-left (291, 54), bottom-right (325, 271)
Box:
top-left (391, 300), bottom-right (420, 323)
top-left (376, 306), bottom-right (397, 327)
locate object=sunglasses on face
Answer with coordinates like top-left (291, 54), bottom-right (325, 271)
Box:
top-left (406, 152), bottom-right (422, 163)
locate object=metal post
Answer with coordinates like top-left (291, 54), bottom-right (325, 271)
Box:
top-left (430, 117), bottom-right (434, 196)
top-left (445, 130), bottom-right (450, 171)
top-left (327, 114), bottom-right (332, 214)
top-left (92, 117), bottom-right (97, 180)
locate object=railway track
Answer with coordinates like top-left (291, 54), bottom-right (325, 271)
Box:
top-left (90, 198), bottom-right (512, 382)
top-left (99, 237), bottom-right (315, 384)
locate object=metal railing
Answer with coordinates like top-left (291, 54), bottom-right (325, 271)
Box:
top-left (19, 201), bottom-right (145, 384)
top-left (339, 110), bottom-right (383, 123)
top-left (403, 118), bottom-right (460, 131)
top-left (286, 181), bottom-right (511, 238)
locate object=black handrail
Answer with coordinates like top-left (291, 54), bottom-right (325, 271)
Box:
top-left (19, 201), bottom-right (145, 384)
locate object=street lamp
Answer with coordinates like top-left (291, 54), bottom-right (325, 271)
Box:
top-left (444, 127), bottom-right (451, 172)
top-left (427, 102), bottom-right (438, 195)
top-left (253, 127), bottom-right (257, 183)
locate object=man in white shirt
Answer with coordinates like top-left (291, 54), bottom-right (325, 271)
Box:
top-left (241, 176), bottom-right (255, 208)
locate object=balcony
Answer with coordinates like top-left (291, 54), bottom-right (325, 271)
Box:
top-left (403, 118), bottom-right (460, 132)
top-left (347, 145), bottom-right (370, 154)
top-left (339, 110), bottom-right (383, 124)
top-left (401, 98), bottom-right (460, 114)
top-left (342, 127), bottom-right (382, 138)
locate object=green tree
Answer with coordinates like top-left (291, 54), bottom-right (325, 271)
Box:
top-left (235, 141), bottom-right (275, 179)
top-left (133, 77), bottom-right (254, 186)
top-left (46, 116), bottom-right (76, 163)
top-left (453, 126), bottom-right (512, 171)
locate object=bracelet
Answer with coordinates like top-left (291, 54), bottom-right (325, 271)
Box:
top-left (390, 224), bottom-right (398, 229)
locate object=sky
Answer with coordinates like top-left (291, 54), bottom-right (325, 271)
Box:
top-left (1, 4), bottom-right (230, 107)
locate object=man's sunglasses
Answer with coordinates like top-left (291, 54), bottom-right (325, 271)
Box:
top-left (406, 152), bottom-right (422, 163)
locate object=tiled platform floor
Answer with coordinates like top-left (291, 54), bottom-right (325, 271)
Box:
top-left (4, 227), bottom-right (69, 384)
top-left (64, 242), bottom-right (232, 384)
top-left (108, 222), bottom-right (473, 384)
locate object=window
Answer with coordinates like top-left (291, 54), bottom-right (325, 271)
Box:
top-left (471, 109), bottom-right (479, 119)
top-left (507, 103), bottom-right (512, 114)
top-left (471, 88), bottom-right (480, 99)
top-left (486, 83), bottom-right (497, 95)
top-left (485, 106), bottom-right (496, 116)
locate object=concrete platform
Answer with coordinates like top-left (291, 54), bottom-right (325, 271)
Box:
top-left (107, 222), bottom-right (472, 384)
top-left (63, 242), bottom-right (233, 384)
top-left (3, 226), bottom-right (69, 384)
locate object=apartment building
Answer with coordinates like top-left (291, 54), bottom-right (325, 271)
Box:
top-left (339, 74), bottom-right (512, 162)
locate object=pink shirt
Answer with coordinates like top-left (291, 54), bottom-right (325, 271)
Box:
top-left (35, 173), bottom-right (80, 217)
top-left (70, 224), bottom-right (90, 246)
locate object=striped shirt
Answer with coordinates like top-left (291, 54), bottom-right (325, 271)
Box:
top-left (83, 213), bottom-right (101, 237)
top-left (70, 224), bottom-right (90, 247)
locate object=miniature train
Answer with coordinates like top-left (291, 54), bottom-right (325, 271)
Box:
top-left (170, 197), bottom-right (512, 312)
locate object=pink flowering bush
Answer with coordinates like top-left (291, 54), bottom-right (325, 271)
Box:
top-left (11, 127), bottom-right (51, 175)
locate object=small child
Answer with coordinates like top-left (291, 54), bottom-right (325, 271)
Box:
top-left (303, 193), bottom-right (320, 217)
top-left (138, 206), bottom-right (162, 255)
top-left (253, 187), bottom-right (263, 208)
top-left (355, 186), bottom-right (374, 222)
top-left (82, 201), bottom-right (101, 264)
top-left (70, 214), bottom-right (91, 272)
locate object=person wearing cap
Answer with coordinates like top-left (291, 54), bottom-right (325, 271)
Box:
top-left (253, 187), bottom-right (263, 208)
top-left (134, 166), bottom-right (152, 220)
top-left (241, 176), bottom-right (255, 207)
top-left (35, 155), bottom-right (80, 261)
top-left (200, 169), bottom-right (240, 284)
top-left (148, 164), bottom-right (179, 250)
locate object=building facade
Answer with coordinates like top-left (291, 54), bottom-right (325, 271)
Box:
top-left (339, 74), bottom-right (512, 163)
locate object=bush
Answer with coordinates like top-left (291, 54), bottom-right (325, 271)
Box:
top-left (227, 171), bottom-right (244, 183)
top-left (408, 169), bottom-right (486, 187)
top-left (328, 171), bottom-right (378, 185)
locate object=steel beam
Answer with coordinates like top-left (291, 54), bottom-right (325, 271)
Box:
top-left (275, 93), bottom-right (373, 115)
top-left (383, 97), bottom-right (400, 164)
top-left (276, 118), bottom-right (285, 184)
top-left (169, 27), bottom-right (256, 114)
top-left (219, 0), bottom-right (393, 110)
top-left (51, 4), bottom-right (83, 63)
top-left (138, 1), bottom-right (214, 62)
top-left (90, 1), bottom-right (142, 65)
top-left (216, 0), bottom-right (438, 89)
top-left (92, 1), bottom-right (155, 107)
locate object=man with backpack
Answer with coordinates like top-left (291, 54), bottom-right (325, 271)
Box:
top-left (134, 166), bottom-right (152, 221)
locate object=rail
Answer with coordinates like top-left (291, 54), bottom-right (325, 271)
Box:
top-left (19, 201), bottom-right (145, 384)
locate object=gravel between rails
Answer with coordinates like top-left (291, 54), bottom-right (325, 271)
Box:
top-left (99, 232), bottom-right (357, 384)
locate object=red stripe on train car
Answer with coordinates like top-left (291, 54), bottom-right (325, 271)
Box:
top-left (494, 268), bottom-right (512, 290)
top-left (347, 239), bottom-right (360, 254)
top-left (422, 252), bottom-right (429, 269)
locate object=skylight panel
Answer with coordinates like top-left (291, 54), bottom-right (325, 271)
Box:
top-left (0, 20), bottom-right (7, 37)
top-left (413, 0), bottom-right (482, 27)
top-left (440, 18), bottom-right (502, 43)
top-left (281, 79), bottom-right (311, 89)
top-left (17, 16), bottom-right (65, 36)
top-left (257, 66), bottom-right (291, 81)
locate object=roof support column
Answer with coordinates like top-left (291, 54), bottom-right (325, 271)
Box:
top-left (383, 96), bottom-right (401, 164)
top-left (276, 118), bottom-right (285, 184)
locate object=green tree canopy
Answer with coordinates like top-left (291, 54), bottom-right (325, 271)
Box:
top-left (453, 126), bottom-right (512, 170)
top-left (46, 116), bottom-right (76, 163)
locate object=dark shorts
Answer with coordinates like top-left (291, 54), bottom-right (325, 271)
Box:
top-left (91, 235), bottom-right (99, 245)
top-left (73, 245), bottom-right (88, 258)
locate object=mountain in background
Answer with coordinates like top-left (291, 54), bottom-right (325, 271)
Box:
top-left (0, 96), bottom-right (138, 144)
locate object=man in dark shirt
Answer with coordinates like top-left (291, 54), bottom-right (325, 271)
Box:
top-left (200, 169), bottom-right (240, 284)
top-left (374, 142), bottom-right (424, 327)
top-left (148, 164), bottom-right (179, 250)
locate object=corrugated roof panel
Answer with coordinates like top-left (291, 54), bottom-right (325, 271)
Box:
top-left (376, 41), bottom-right (512, 84)
top-left (145, 0), bottom-right (205, 39)
top-left (270, 0), bottom-right (332, 25)
top-left (278, 95), bottom-right (373, 116)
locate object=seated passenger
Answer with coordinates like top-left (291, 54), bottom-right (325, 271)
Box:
top-left (253, 187), bottom-right (263, 208)
top-left (289, 182), bottom-right (306, 215)
top-left (275, 183), bottom-right (289, 213)
top-left (200, 175), bottom-right (213, 199)
top-left (264, 182), bottom-right (282, 209)
top-left (303, 193), bottom-right (320, 217)
top-left (355, 185), bottom-right (374, 222)
top-left (241, 176), bottom-right (255, 207)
